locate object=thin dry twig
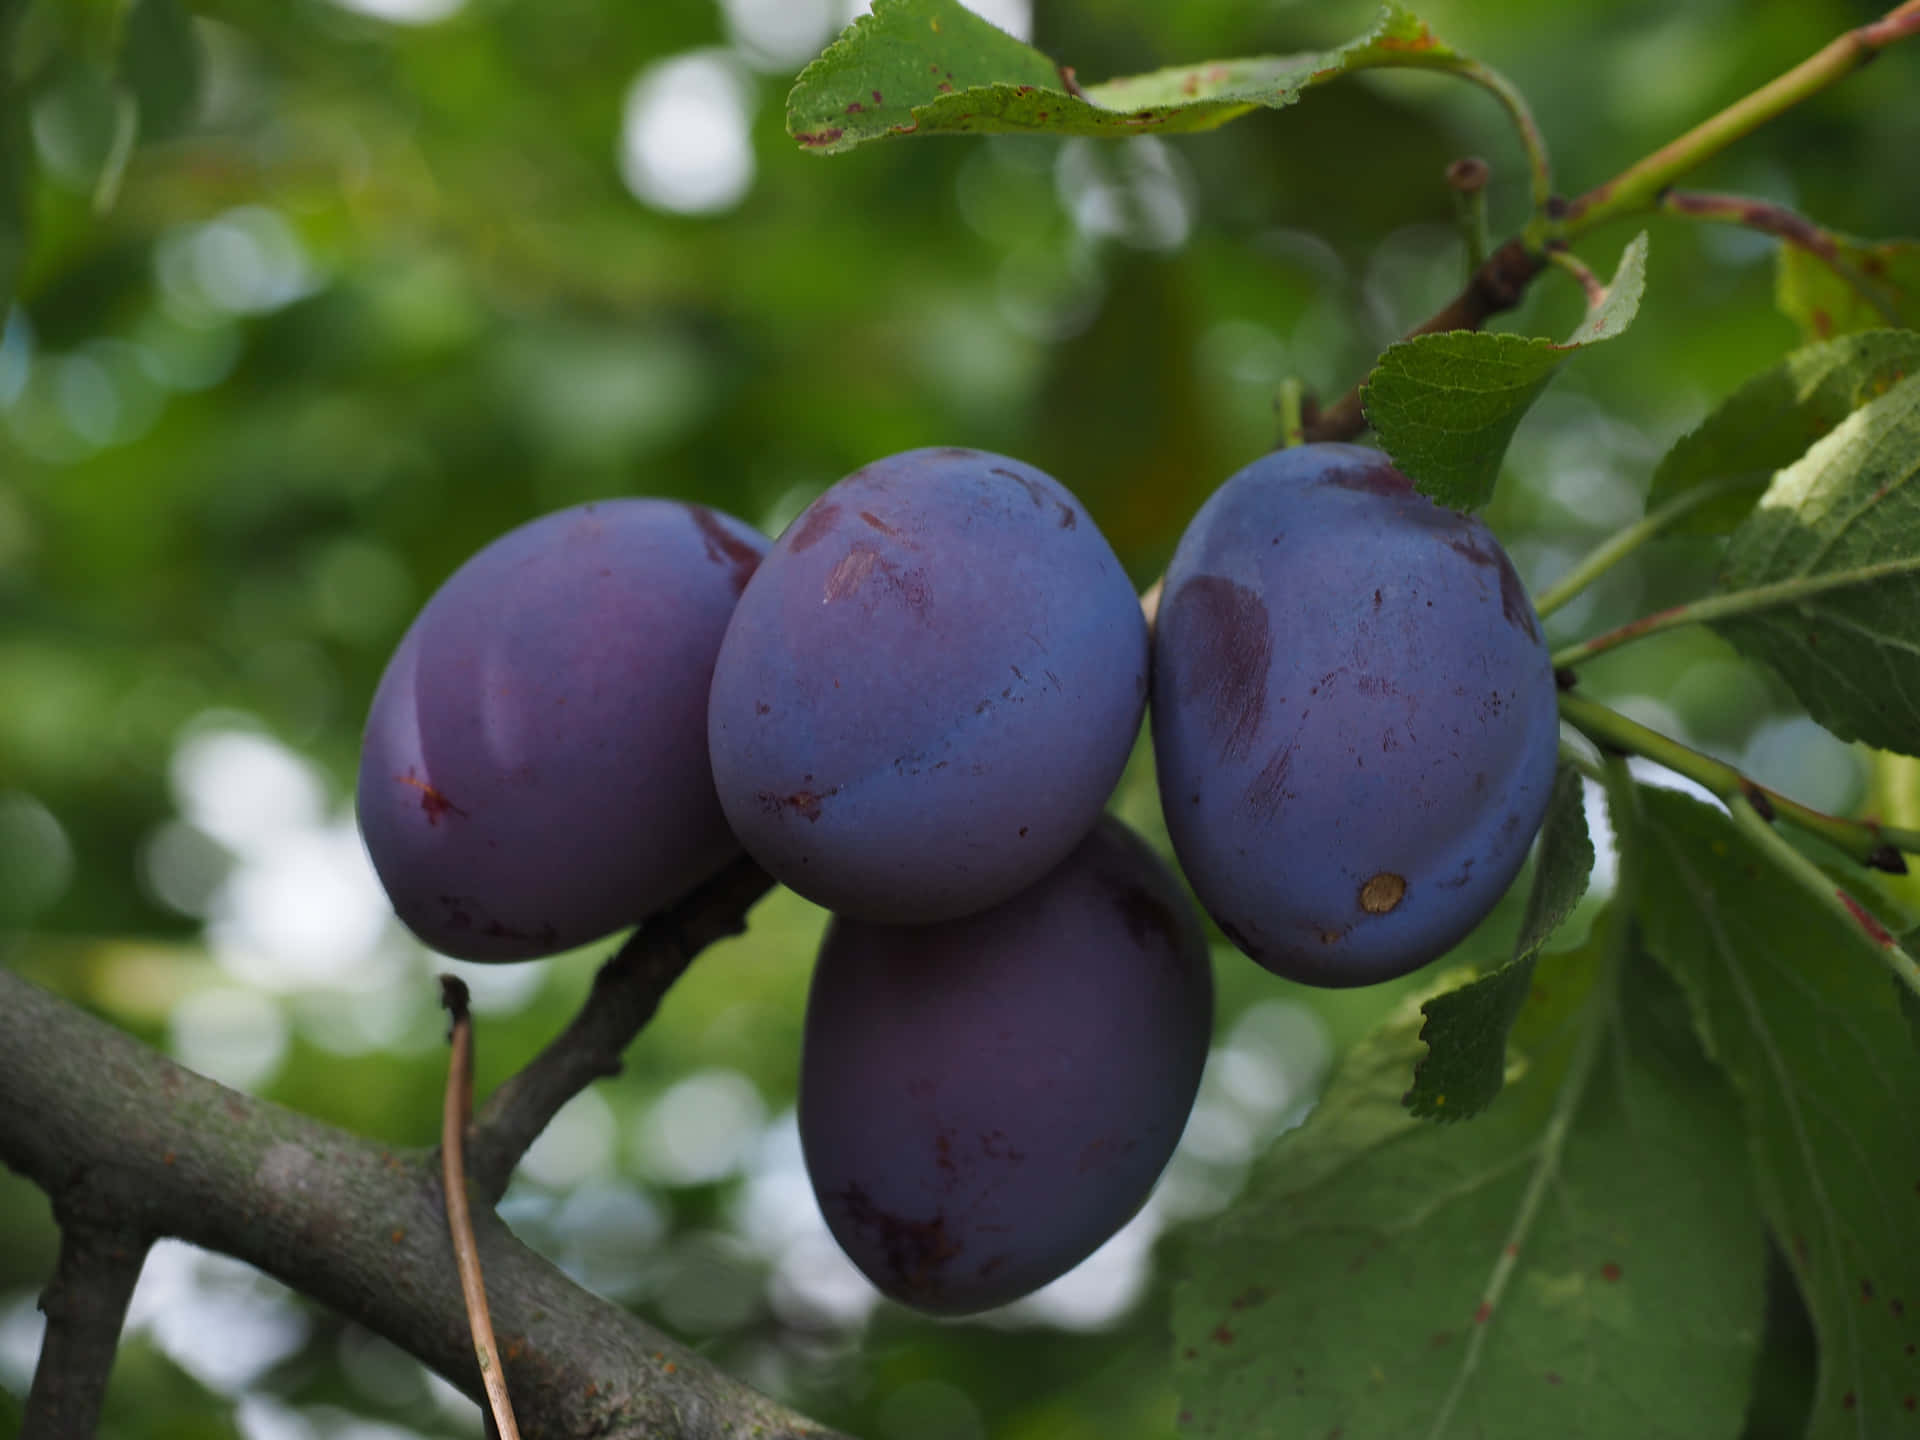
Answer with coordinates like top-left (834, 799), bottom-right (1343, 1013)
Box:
top-left (440, 977), bottom-right (523, 1440)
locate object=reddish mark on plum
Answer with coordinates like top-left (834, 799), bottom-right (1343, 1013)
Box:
top-left (823, 543), bottom-right (934, 615)
top-left (1327, 459), bottom-right (1412, 496)
top-left (1439, 857), bottom-right (1475, 890)
top-left (1018, 826), bottom-right (1029, 837)
top-left (836, 1183), bottom-right (959, 1292)
top-left (1171, 576), bottom-right (1272, 762)
top-left (976, 1255), bottom-right (1008, 1279)
top-left (397, 771), bottom-right (467, 824)
top-left (789, 501), bottom-right (842, 552)
top-left (687, 505), bottom-right (762, 594)
top-left (1601, 1262), bottom-right (1623, 1282)
top-left (755, 702), bottom-right (771, 715)
top-left (1111, 878), bottom-right (1181, 949)
top-left (934, 1132), bottom-right (957, 1175)
top-left (1211, 1324), bottom-right (1236, 1345)
top-left (759, 787), bottom-right (837, 822)
top-left (1473, 1301), bottom-right (1492, 1325)
top-left (859, 510), bottom-right (906, 540)
top-left (1838, 889), bottom-right (1895, 945)
top-left (1246, 739), bottom-right (1297, 818)
top-left (979, 1130), bottom-right (1026, 1162)
top-left (1445, 534), bottom-right (1538, 640)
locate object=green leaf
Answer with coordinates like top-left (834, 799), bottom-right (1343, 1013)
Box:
top-left (1647, 330), bottom-right (1920, 537)
top-left (0, 91), bottom-right (26, 310)
top-left (122, 0), bottom-right (203, 141)
top-left (787, 0), bottom-right (1486, 155)
top-left (1776, 235), bottom-right (1920, 342)
top-left (1708, 370), bottom-right (1920, 754)
top-left (1630, 787), bottom-right (1920, 1440)
top-left (1362, 233), bottom-right (1648, 511)
top-left (1406, 764), bottom-right (1594, 1121)
top-left (1175, 915), bottom-right (1765, 1439)
top-left (29, 59), bottom-right (135, 208)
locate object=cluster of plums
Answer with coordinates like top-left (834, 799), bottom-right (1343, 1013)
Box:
top-left (356, 443), bottom-right (1560, 1316)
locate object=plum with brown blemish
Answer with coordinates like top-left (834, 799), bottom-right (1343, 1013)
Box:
top-left (357, 500), bottom-right (768, 960)
top-left (708, 447), bottom-right (1148, 924)
top-left (799, 818), bottom-right (1212, 1315)
top-left (1151, 443), bottom-right (1558, 987)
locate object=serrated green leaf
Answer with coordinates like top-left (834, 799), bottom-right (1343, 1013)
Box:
top-left (1708, 371), bottom-right (1920, 754)
top-left (1363, 233), bottom-right (1647, 511)
top-left (1406, 765), bottom-right (1594, 1121)
top-left (787, 0), bottom-right (1484, 155)
top-left (1175, 914), bottom-right (1764, 1439)
top-left (1647, 330), bottom-right (1920, 538)
top-left (1776, 235), bottom-right (1920, 342)
top-left (1630, 787), bottom-right (1920, 1440)
top-left (122, 0), bottom-right (202, 140)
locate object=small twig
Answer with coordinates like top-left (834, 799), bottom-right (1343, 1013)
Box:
top-left (440, 978), bottom-right (522, 1440)
top-left (1660, 189), bottom-right (1902, 324)
top-left (1532, 477), bottom-right (1753, 619)
top-left (1300, 236), bottom-right (1545, 443)
top-left (1447, 157), bottom-right (1492, 272)
top-left (467, 856), bottom-right (775, 1200)
top-left (1559, 691), bottom-right (1919, 872)
top-left (23, 1225), bottom-right (149, 1440)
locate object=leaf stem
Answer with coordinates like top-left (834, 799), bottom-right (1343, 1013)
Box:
top-left (1562, 1), bottom-right (1920, 239)
top-left (1532, 477), bottom-right (1752, 619)
top-left (1447, 158), bottom-right (1491, 273)
top-left (1545, 247), bottom-right (1603, 308)
top-left (1726, 793), bottom-right (1920, 1009)
top-left (1659, 189), bottom-right (1901, 325)
top-left (1549, 553), bottom-right (1920, 668)
top-left (1558, 691), bottom-right (1919, 871)
top-left (1437, 60), bottom-right (1555, 241)
top-left (1277, 378), bottom-right (1306, 449)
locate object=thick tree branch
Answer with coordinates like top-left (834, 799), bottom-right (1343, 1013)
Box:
top-left (23, 1225), bottom-right (149, 1440)
top-left (0, 967), bottom-right (847, 1440)
top-left (467, 856), bottom-right (777, 1202)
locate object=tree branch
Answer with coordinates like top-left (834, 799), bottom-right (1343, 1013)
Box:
top-left (23, 1225), bottom-right (149, 1440)
top-left (466, 856), bottom-right (777, 1202)
top-left (0, 967), bottom-right (847, 1440)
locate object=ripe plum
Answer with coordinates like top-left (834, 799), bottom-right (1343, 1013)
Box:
top-left (1151, 443), bottom-right (1559, 986)
top-left (357, 500), bottom-right (766, 960)
top-left (799, 817), bottom-right (1212, 1315)
top-left (708, 447), bottom-right (1148, 924)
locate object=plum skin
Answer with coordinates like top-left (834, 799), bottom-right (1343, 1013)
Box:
top-left (707, 446), bottom-right (1149, 925)
top-left (1151, 443), bottom-right (1560, 987)
top-left (356, 499), bottom-right (766, 961)
top-left (799, 817), bottom-right (1213, 1316)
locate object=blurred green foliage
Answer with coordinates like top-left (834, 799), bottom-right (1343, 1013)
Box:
top-left (2, 1), bottom-right (1918, 1437)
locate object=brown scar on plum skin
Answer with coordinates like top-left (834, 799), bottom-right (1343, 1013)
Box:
top-left (686, 505), bottom-right (762, 594)
top-left (787, 501), bottom-right (842, 553)
top-left (1359, 872), bottom-right (1407, 914)
top-left (1444, 534), bottom-right (1539, 640)
top-left (836, 1183), bottom-right (960, 1295)
top-left (1172, 576), bottom-right (1273, 763)
top-left (397, 771), bottom-right (467, 824)
top-left (758, 787), bottom-right (839, 822)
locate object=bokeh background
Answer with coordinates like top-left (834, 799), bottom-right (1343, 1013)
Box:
top-left (4, 0), bottom-right (1919, 1436)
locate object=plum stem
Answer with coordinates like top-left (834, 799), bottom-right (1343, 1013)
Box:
top-left (1531, 477), bottom-right (1751, 620)
top-left (1558, 692), bottom-right (1919, 872)
top-left (465, 856), bottom-right (775, 1201)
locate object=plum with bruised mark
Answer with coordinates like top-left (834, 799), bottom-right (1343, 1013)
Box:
top-left (357, 500), bottom-right (768, 960)
top-left (800, 818), bottom-right (1212, 1315)
top-left (708, 447), bottom-right (1147, 924)
top-left (1151, 443), bottom-right (1558, 987)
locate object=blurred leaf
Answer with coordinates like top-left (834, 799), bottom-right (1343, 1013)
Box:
top-left (1710, 371), bottom-right (1920, 754)
top-left (1174, 918), bottom-right (1763, 1440)
top-left (788, 0), bottom-right (1488, 155)
top-left (1363, 233), bottom-right (1647, 510)
top-left (122, 0), bottom-right (202, 140)
top-left (0, 85), bottom-right (25, 308)
top-left (1776, 235), bottom-right (1920, 341)
top-left (1631, 787), bottom-right (1920, 1440)
top-left (1405, 764), bottom-right (1594, 1121)
top-left (28, 59), bottom-right (134, 209)
top-left (1647, 329), bottom-right (1920, 537)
